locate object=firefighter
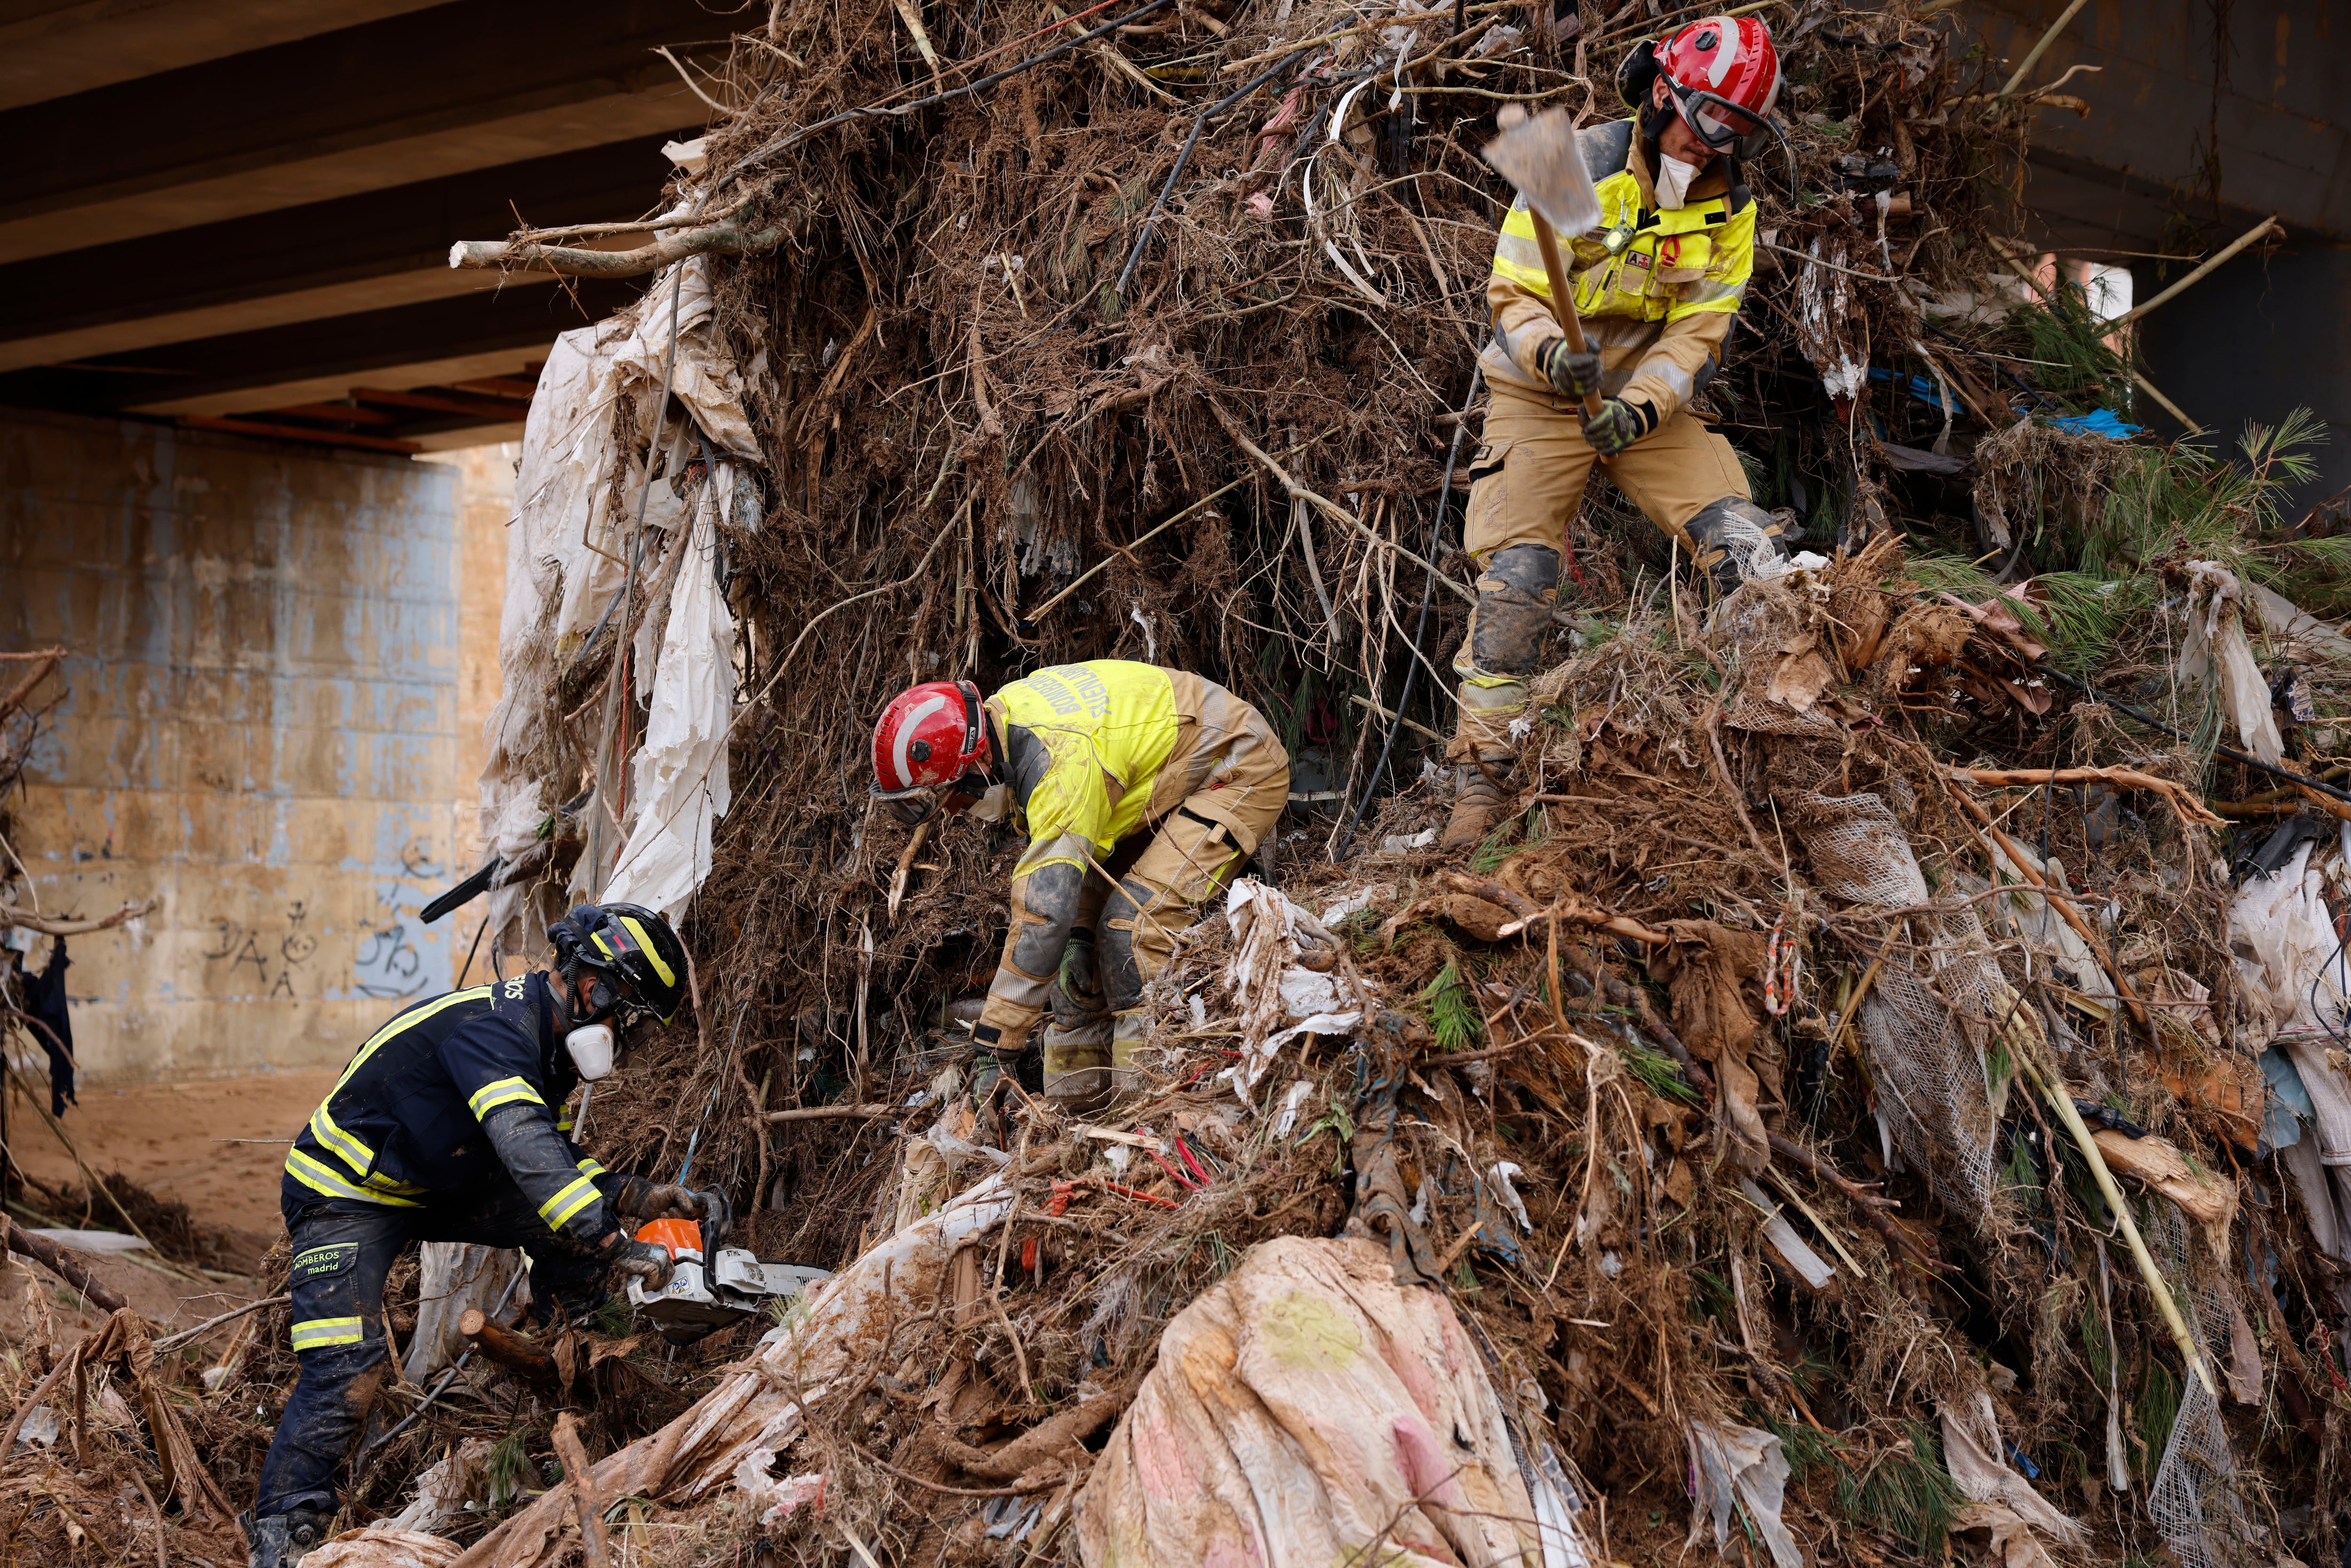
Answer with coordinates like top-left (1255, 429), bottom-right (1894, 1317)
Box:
top-left (246, 902), bottom-right (726, 1568)
top-left (1446, 15), bottom-right (1790, 848)
top-left (870, 662), bottom-right (1288, 1109)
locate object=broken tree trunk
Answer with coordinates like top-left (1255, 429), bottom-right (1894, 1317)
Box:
top-left (2, 1218), bottom-right (128, 1312)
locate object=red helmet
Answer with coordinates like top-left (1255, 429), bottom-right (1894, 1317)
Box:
top-left (1654, 16), bottom-right (1780, 150)
top-left (870, 680), bottom-right (990, 821)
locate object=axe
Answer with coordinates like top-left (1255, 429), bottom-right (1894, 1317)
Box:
top-left (1483, 105), bottom-right (1606, 425)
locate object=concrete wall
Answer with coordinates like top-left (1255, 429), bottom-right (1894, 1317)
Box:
top-left (2130, 244), bottom-right (2351, 514)
top-left (2, 410), bottom-right (502, 1079)
top-left (1979, 0), bottom-right (2351, 250)
top-left (420, 439), bottom-right (517, 929)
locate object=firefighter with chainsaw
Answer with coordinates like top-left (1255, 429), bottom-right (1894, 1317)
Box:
top-left (871, 662), bottom-right (1288, 1109)
top-left (1447, 15), bottom-right (1790, 848)
top-left (247, 903), bottom-right (726, 1568)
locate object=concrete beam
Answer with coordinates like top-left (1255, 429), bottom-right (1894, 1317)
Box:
top-left (0, 281), bottom-right (638, 417)
top-left (0, 0), bottom-right (715, 260)
top-left (0, 0), bottom-right (448, 111)
top-left (0, 139), bottom-right (675, 371)
top-left (1980, 0), bottom-right (2351, 245)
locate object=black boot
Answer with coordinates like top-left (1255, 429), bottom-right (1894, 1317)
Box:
top-left (243, 1507), bottom-right (332, 1568)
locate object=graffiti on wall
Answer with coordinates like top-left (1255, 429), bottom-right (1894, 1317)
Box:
top-left (202, 900), bottom-right (318, 1000)
top-left (352, 838), bottom-right (443, 1001)
top-left (198, 838), bottom-right (446, 1001)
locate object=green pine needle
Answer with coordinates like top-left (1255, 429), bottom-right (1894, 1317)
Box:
top-left (1420, 960), bottom-right (1483, 1054)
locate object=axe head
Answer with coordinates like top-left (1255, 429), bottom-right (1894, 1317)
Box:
top-left (1482, 107), bottom-right (1602, 237)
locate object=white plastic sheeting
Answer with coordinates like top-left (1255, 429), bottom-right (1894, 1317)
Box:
top-left (1938, 1390), bottom-right (2086, 1563)
top-left (1686, 1420), bottom-right (1803, 1568)
top-left (603, 502), bottom-right (737, 922)
top-left (2233, 830), bottom-right (2351, 1337)
top-left (1218, 878), bottom-right (1369, 1106)
top-left (2178, 560), bottom-right (2284, 766)
top-left (1077, 1236), bottom-right (1596, 1568)
top-left (476, 247), bottom-right (763, 943)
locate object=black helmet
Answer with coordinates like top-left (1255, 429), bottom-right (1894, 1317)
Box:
top-left (551, 903), bottom-right (688, 1025)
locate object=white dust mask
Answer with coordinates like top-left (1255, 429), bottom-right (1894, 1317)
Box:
top-left (965, 782), bottom-right (1014, 822)
top-left (1655, 154), bottom-right (1701, 210)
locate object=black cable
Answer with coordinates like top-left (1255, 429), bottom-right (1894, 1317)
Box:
top-left (1332, 366), bottom-right (1483, 861)
top-left (2038, 767), bottom-right (2053, 863)
top-left (2317, 927), bottom-right (2351, 1050)
top-left (1118, 51), bottom-right (1309, 297)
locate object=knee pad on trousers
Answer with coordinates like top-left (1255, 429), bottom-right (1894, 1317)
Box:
top-left (1467, 543), bottom-right (1561, 679)
top-left (1684, 496), bottom-right (1786, 594)
top-left (1098, 875), bottom-right (1159, 1011)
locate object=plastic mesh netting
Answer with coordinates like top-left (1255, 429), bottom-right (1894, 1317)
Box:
top-left (2146, 1205), bottom-right (2249, 1568)
top-left (1791, 789), bottom-right (2001, 1228)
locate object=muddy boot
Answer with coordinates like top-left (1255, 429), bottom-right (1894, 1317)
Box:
top-left (1441, 752), bottom-right (1517, 850)
top-left (1685, 496), bottom-right (1788, 600)
top-left (244, 1508), bottom-right (331, 1568)
top-left (1041, 1018), bottom-right (1112, 1114)
top-left (1108, 1011), bottom-right (1149, 1101)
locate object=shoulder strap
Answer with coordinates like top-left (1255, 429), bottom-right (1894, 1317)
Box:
top-left (1576, 118), bottom-right (1633, 187)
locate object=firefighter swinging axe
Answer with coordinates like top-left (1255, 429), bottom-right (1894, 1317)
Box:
top-left (1483, 105), bottom-right (1608, 426)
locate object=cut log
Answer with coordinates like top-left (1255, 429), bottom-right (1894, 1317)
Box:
top-left (459, 1308), bottom-right (559, 1387)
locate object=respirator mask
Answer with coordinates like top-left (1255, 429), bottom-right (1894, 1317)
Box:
top-left (566, 1021), bottom-right (617, 1080)
top-left (964, 782), bottom-right (1014, 822)
top-left (563, 968), bottom-right (644, 1081)
top-left (1655, 154), bottom-right (1703, 210)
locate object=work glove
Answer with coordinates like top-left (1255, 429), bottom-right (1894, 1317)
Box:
top-left (970, 1050), bottom-right (1010, 1108)
top-left (608, 1234), bottom-right (676, 1291)
top-left (1539, 339), bottom-right (1602, 402)
top-left (1581, 396), bottom-right (1657, 457)
top-left (615, 1179), bottom-right (705, 1221)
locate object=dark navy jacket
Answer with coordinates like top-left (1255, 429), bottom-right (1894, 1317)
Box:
top-left (283, 972), bottom-right (618, 1242)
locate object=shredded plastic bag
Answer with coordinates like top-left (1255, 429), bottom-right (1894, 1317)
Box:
top-left (1686, 1420), bottom-right (1804, 1568)
top-left (2179, 560), bottom-right (2284, 765)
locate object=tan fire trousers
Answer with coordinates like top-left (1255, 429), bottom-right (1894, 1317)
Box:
top-left (1451, 385), bottom-right (1751, 755)
top-left (1041, 713), bottom-right (1289, 1103)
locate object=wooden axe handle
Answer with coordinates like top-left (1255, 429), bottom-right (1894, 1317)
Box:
top-left (1527, 213), bottom-right (1607, 425)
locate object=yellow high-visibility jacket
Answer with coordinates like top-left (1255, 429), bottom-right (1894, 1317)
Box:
top-left (973, 662), bottom-right (1273, 1051)
top-left (1480, 116), bottom-right (1756, 426)
top-left (986, 661), bottom-right (1264, 882)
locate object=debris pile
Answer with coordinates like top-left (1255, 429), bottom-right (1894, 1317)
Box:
top-left (9, 0), bottom-right (2351, 1565)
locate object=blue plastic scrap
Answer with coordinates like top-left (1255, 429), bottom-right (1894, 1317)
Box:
top-left (2043, 408), bottom-right (2144, 440)
top-left (1867, 366), bottom-right (1958, 414)
top-left (2260, 1043), bottom-right (2315, 1156)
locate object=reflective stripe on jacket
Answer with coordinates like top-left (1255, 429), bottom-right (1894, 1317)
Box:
top-left (1480, 116), bottom-right (1755, 426)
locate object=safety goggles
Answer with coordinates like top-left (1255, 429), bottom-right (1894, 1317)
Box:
top-left (580, 967), bottom-right (659, 1031)
top-left (1666, 82), bottom-right (1763, 150)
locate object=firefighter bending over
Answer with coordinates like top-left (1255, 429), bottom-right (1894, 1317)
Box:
top-left (871, 662), bottom-right (1289, 1109)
